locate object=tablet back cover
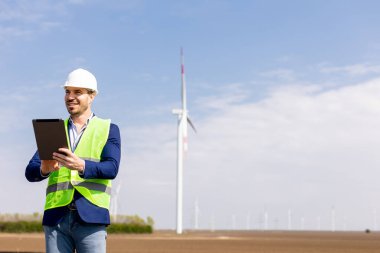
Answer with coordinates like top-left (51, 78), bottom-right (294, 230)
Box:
top-left (32, 119), bottom-right (68, 160)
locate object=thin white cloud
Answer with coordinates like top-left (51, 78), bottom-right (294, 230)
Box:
top-left (194, 82), bottom-right (249, 110)
top-left (0, 1), bottom-right (68, 41)
top-left (0, 1), bottom-right (66, 22)
top-left (66, 0), bottom-right (144, 10)
top-left (171, 0), bottom-right (230, 18)
top-left (275, 55), bottom-right (294, 63)
top-left (260, 68), bottom-right (297, 81)
top-left (0, 0), bottom-right (144, 39)
top-left (0, 26), bottom-right (32, 40)
top-left (67, 0), bottom-right (87, 4)
top-left (195, 93), bottom-right (246, 110)
top-left (320, 63), bottom-right (380, 76)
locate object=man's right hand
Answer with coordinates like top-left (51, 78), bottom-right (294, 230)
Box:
top-left (40, 160), bottom-right (60, 176)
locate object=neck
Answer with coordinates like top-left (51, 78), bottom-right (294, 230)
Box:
top-left (70, 110), bottom-right (93, 127)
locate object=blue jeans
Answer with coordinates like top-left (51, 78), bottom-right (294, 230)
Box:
top-left (44, 210), bottom-right (107, 253)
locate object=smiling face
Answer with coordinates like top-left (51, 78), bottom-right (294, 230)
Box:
top-left (64, 87), bottom-right (95, 117)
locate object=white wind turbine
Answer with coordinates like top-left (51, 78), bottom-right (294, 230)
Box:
top-left (194, 198), bottom-right (201, 230)
top-left (111, 182), bottom-right (122, 223)
top-left (172, 48), bottom-right (196, 234)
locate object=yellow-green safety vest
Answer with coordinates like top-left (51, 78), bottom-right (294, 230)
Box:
top-left (44, 116), bottom-right (111, 210)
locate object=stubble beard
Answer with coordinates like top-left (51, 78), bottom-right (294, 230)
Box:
top-left (67, 104), bottom-right (89, 118)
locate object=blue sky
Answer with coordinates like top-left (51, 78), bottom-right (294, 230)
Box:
top-left (3, 0), bottom-right (380, 230)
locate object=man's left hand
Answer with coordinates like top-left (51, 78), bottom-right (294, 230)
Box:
top-left (53, 148), bottom-right (85, 174)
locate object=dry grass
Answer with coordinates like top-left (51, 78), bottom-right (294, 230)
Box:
top-left (1, 230), bottom-right (380, 253)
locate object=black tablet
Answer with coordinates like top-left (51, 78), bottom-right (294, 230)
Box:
top-left (32, 119), bottom-right (68, 160)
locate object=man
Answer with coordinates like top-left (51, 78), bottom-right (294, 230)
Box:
top-left (25, 68), bottom-right (121, 253)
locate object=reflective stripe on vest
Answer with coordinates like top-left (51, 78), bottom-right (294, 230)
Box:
top-left (46, 181), bottom-right (112, 195)
top-left (44, 116), bottom-right (111, 210)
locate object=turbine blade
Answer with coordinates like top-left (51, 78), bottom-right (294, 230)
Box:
top-left (187, 117), bottom-right (197, 133)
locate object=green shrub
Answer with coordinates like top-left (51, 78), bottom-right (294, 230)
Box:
top-left (107, 223), bottom-right (153, 234)
top-left (0, 220), bottom-right (153, 234)
top-left (0, 221), bottom-right (43, 233)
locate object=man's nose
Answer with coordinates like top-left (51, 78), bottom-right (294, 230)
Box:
top-left (66, 96), bottom-right (75, 101)
top-left (66, 93), bottom-right (74, 99)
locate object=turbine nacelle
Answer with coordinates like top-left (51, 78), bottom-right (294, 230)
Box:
top-left (172, 108), bottom-right (196, 133)
top-left (172, 108), bottom-right (184, 115)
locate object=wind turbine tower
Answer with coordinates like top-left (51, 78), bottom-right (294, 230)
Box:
top-left (172, 48), bottom-right (196, 234)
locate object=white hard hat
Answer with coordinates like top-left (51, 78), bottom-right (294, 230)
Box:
top-left (64, 68), bottom-right (98, 94)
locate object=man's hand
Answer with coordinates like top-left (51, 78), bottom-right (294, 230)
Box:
top-left (53, 148), bottom-right (85, 174)
top-left (41, 160), bottom-right (60, 176)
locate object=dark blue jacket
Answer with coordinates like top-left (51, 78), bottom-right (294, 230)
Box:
top-left (25, 123), bottom-right (121, 226)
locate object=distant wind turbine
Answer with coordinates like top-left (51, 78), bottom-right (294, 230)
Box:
top-left (373, 208), bottom-right (378, 231)
top-left (111, 182), bottom-right (122, 223)
top-left (172, 48), bottom-right (196, 234)
top-left (264, 211), bottom-right (269, 230)
top-left (232, 214), bottom-right (236, 230)
top-left (246, 214), bottom-right (251, 230)
top-left (194, 198), bottom-right (201, 230)
top-left (331, 206), bottom-right (336, 232)
top-left (288, 209), bottom-right (292, 231)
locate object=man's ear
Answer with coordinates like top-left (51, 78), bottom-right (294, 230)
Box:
top-left (89, 93), bottom-right (96, 104)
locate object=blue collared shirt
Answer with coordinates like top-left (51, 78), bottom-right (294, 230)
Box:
top-left (68, 113), bottom-right (94, 151)
top-left (25, 117), bottom-right (121, 226)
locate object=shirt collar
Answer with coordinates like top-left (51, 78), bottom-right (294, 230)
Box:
top-left (68, 113), bottom-right (95, 130)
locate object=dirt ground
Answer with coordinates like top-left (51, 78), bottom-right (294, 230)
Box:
top-left (1, 230), bottom-right (380, 253)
